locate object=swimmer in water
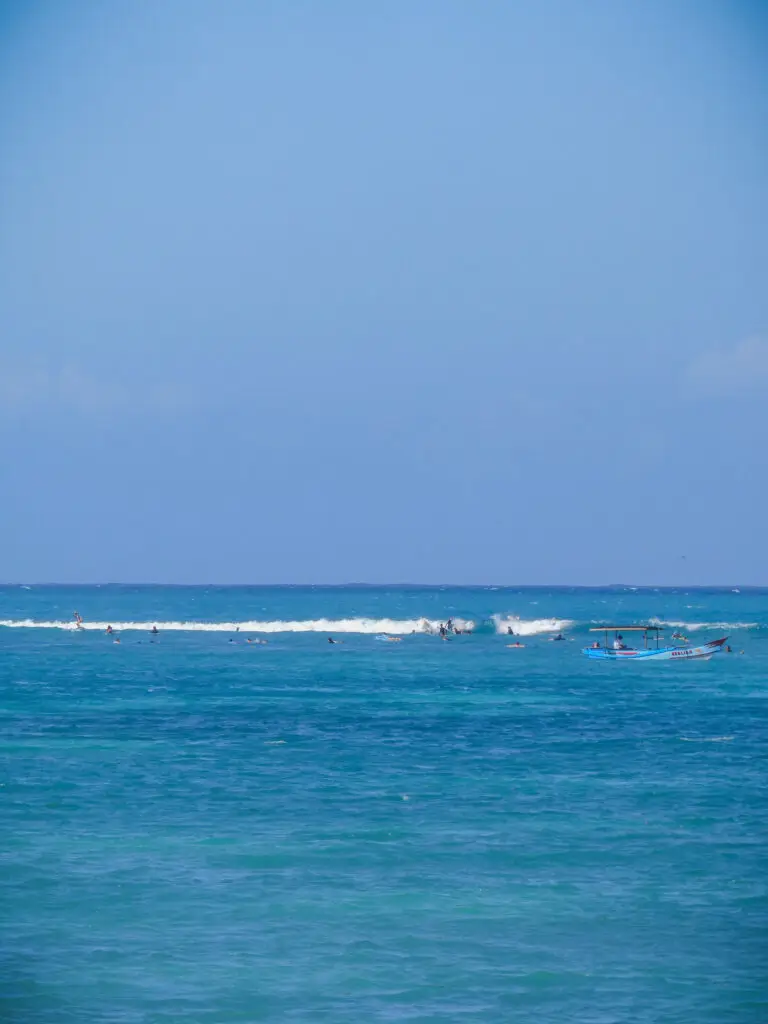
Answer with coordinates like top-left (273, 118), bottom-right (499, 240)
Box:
top-left (106, 625), bottom-right (113, 635)
top-left (151, 626), bottom-right (159, 635)
top-left (506, 642), bottom-right (525, 648)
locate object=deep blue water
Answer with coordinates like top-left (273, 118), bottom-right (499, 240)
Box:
top-left (1, 586), bottom-right (766, 1022)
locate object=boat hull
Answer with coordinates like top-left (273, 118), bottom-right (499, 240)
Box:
top-left (582, 638), bottom-right (727, 661)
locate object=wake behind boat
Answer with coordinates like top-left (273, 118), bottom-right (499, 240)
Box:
top-left (583, 625), bottom-right (727, 662)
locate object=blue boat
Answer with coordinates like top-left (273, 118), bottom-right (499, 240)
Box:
top-left (583, 626), bottom-right (727, 662)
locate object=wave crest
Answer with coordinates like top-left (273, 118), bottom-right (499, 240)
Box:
top-left (647, 618), bottom-right (759, 631)
top-left (0, 616), bottom-right (475, 635)
top-left (492, 615), bottom-right (573, 636)
top-left (0, 614), bottom-right (760, 635)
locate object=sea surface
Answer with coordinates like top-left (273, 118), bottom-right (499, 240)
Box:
top-left (1, 585), bottom-right (766, 1023)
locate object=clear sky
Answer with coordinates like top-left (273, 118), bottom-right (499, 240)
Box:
top-left (1, 0), bottom-right (766, 585)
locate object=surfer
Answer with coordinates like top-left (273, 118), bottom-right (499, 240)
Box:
top-left (438, 623), bottom-right (447, 639)
top-left (506, 642), bottom-right (525, 648)
top-left (328, 637), bottom-right (337, 644)
top-left (151, 626), bottom-right (159, 636)
top-left (106, 625), bottom-right (114, 635)
top-left (507, 627), bottom-right (515, 636)
top-left (551, 633), bottom-right (565, 642)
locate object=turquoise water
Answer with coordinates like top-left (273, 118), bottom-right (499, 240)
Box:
top-left (2, 586), bottom-right (766, 1022)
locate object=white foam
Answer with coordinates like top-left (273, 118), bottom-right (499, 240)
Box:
top-left (0, 616), bottom-right (475, 635)
top-left (1, 614), bottom-right (757, 636)
top-left (648, 618), bottom-right (758, 631)
top-left (492, 615), bottom-right (573, 636)
top-left (679, 736), bottom-right (734, 743)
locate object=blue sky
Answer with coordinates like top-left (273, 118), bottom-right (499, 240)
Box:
top-left (1, 0), bottom-right (766, 584)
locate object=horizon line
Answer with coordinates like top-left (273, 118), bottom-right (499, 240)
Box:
top-left (1, 581), bottom-right (764, 590)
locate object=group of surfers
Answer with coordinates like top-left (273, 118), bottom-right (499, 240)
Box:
top-left (436, 618), bottom-right (472, 639)
top-left (73, 611), bottom-right (567, 648)
top-left (73, 612), bottom-right (737, 653)
top-left (74, 612), bottom-right (161, 644)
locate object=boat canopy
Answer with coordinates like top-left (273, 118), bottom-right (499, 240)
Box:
top-left (589, 625), bottom-right (662, 632)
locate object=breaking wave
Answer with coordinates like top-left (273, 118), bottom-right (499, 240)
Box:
top-left (0, 614), bottom-right (761, 636)
top-left (492, 615), bottom-right (573, 636)
top-left (0, 616), bottom-right (475, 635)
top-left (647, 618), bottom-right (760, 632)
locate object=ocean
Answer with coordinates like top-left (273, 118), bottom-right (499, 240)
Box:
top-left (1, 585), bottom-right (766, 1022)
